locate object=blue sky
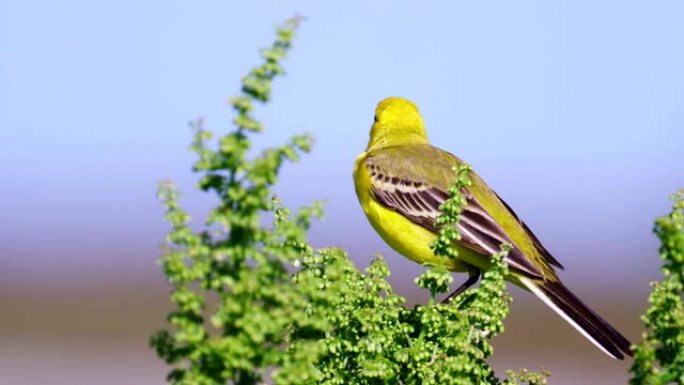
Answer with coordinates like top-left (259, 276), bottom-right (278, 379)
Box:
top-left (3, 1), bottom-right (683, 294)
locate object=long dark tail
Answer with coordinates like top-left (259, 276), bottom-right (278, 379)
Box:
top-left (520, 277), bottom-right (632, 359)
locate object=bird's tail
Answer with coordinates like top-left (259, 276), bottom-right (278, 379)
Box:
top-left (520, 277), bottom-right (632, 359)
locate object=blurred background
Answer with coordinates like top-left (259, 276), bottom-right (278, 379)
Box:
top-left (3, 1), bottom-right (684, 384)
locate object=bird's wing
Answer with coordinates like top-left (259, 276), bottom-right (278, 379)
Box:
top-left (493, 192), bottom-right (564, 269)
top-left (365, 145), bottom-right (546, 279)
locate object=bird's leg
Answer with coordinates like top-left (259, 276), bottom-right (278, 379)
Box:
top-left (442, 270), bottom-right (480, 304)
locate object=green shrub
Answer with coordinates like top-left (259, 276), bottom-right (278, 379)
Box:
top-left (630, 191), bottom-right (684, 385)
top-left (151, 16), bottom-right (683, 385)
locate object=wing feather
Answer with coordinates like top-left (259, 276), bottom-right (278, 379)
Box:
top-left (493, 192), bottom-right (564, 269)
top-left (368, 160), bottom-right (544, 279)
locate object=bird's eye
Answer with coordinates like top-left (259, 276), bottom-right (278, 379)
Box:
top-left (373, 114), bottom-right (378, 122)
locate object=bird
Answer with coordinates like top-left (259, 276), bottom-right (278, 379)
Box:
top-left (353, 96), bottom-right (632, 359)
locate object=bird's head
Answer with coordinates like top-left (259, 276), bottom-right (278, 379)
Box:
top-left (367, 97), bottom-right (429, 151)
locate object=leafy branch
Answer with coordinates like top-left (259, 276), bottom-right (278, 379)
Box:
top-left (630, 191), bottom-right (684, 385)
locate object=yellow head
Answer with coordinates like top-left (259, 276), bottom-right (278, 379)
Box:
top-left (367, 97), bottom-right (429, 151)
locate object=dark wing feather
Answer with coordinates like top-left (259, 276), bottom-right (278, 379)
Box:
top-left (493, 192), bottom-right (564, 269)
top-left (367, 161), bottom-right (544, 279)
